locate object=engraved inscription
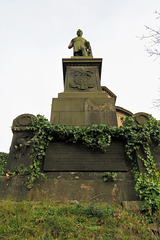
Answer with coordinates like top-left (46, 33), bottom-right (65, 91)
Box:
top-left (43, 141), bottom-right (127, 172)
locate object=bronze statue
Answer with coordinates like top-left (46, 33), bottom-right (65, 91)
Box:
top-left (68, 29), bottom-right (93, 57)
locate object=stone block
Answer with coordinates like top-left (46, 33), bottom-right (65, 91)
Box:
top-left (50, 94), bottom-right (118, 126)
top-left (59, 112), bottom-right (85, 126)
top-left (50, 111), bottom-right (60, 125)
top-left (62, 58), bottom-right (102, 85)
top-left (85, 111), bottom-right (117, 126)
top-left (121, 201), bottom-right (143, 212)
top-left (0, 172), bottom-right (138, 202)
top-left (58, 92), bottom-right (109, 99)
top-left (64, 66), bottom-right (101, 92)
top-left (51, 98), bottom-right (85, 112)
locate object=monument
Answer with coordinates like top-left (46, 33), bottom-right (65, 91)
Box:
top-left (50, 29), bottom-right (117, 127)
top-left (1, 30), bottom-right (159, 203)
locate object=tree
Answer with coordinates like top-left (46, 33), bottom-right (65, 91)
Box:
top-left (141, 11), bottom-right (160, 108)
top-left (141, 11), bottom-right (160, 60)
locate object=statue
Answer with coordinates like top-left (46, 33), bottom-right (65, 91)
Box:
top-left (68, 29), bottom-right (93, 57)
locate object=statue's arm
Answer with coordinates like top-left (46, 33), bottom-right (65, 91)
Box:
top-left (68, 41), bottom-right (73, 49)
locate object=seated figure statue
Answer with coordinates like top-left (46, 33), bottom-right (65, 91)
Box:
top-left (68, 29), bottom-right (93, 57)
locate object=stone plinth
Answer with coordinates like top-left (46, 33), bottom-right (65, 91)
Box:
top-left (62, 58), bottom-right (102, 92)
top-left (50, 58), bottom-right (118, 126)
top-left (0, 172), bottom-right (138, 203)
top-left (50, 93), bottom-right (117, 126)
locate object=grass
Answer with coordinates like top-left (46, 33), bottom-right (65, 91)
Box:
top-left (0, 201), bottom-right (159, 239)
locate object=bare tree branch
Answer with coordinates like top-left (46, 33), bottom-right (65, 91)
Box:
top-left (140, 12), bottom-right (160, 109)
top-left (141, 11), bottom-right (160, 59)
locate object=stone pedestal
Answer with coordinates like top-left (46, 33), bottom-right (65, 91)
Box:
top-left (63, 58), bottom-right (102, 92)
top-left (50, 58), bottom-right (118, 126)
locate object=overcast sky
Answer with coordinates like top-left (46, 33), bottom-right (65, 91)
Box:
top-left (0, 0), bottom-right (160, 152)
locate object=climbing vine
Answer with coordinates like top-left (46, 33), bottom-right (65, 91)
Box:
top-left (0, 152), bottom-right (8, 176)
top-left (121, 117), bottom-right (160, 215)
top-left (10, 114), bottom-right (160, 215)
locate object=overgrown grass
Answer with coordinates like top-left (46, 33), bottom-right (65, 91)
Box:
top-left (0, 201), bottom-right (159, 239)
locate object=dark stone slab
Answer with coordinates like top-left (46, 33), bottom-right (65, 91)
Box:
top-left (43, 141), bottom-right (127, 172)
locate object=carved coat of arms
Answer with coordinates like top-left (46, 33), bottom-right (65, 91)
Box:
top-left (70, 70), bottom-right (96, 90)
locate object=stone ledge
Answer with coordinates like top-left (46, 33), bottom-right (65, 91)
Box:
top-left (0, 172), bottom-right (138, 202)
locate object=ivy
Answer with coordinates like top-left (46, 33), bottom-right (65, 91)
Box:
top-left (102, 172), bottom-right (117, 182)
top-left (0, 152), bottom-right (8, 176)
top-left (121, 117), bottom-right (160, 215)
top-left (134, 144), bottom-right (160, 215)
top-left (11, 114), bottom-right (160, 215)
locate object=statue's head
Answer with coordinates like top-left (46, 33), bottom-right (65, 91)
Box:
top-left (77, 29), bottom-right (83, 37)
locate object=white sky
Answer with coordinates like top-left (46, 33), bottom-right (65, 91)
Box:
top-left (0, 0), bottom-right (160, 152)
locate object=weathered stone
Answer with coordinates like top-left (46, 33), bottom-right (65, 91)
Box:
top-left (64, 66), bottom-right (101, 92)
top-left (50, 95), bottom-right (117, 126)
top-left (85, 110), bottom-right (117, 126)
top-left (121, 201), bottom-right (143, 212)
top-left (58, 92), bottom-right (108, 98)
top-left (62, 58), bottom-right (102, 89)
top-left (50, 58), bottom-right (118, 126)
top-left (12, 113), bottom-right (36, 129)
top-left (0, 172), bottom-right (138, 202)
top-left (7, 131), bottom-right (33, 172)
top-left (7, 114), bottom-right (36, 172)
top-left (43, 141), bottom-right (127, 172)
top-left (51, 111), bottom-right (85, 126)
top-left (132, 112), bottom-right (150, 125)
top-left (51, 98), bottom-right (85, 112)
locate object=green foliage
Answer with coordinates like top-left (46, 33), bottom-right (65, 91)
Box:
top-left (0, 201), bottom-right (157, 239)
top-left (134, 144), bottom-right (160, 216)
top-left (102, 172), bottom-right (117, 182)
top-left (0, 152), bottom-right (8, 176)
top-left (120, 117), bottom-right (160, 215)
top-left (11, 114), bottom-right (160, 216)
top-left (15, 165), bottom-right (31, 176)
top-left (24, 115), bottom-right (113, 189)
top-left (83, 203), bottom-right (116, 218)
